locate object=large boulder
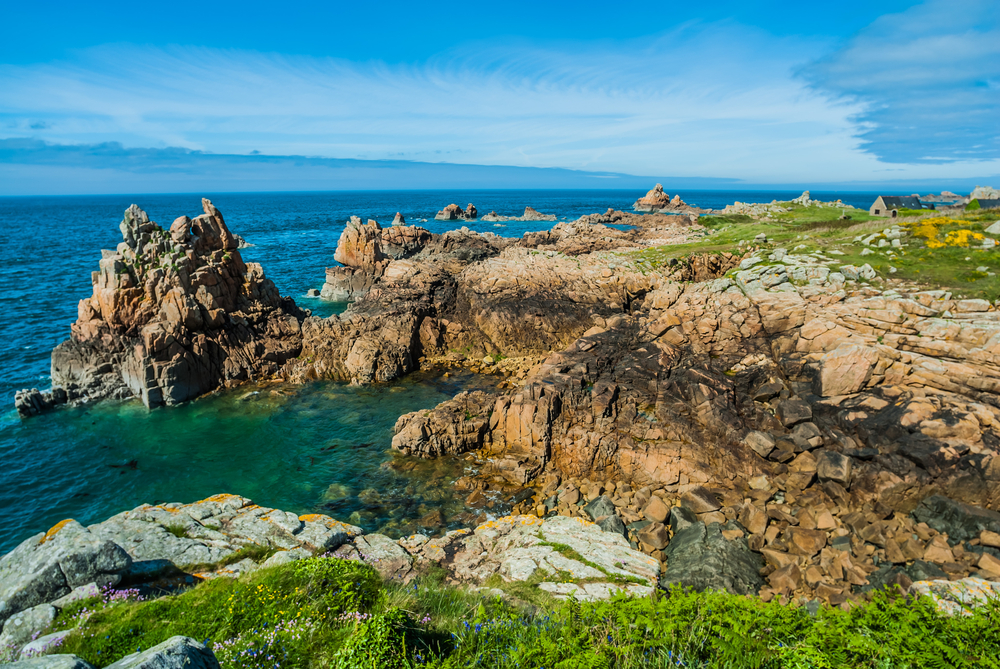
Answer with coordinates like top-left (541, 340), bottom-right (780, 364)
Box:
top-left (660, 522), bottom-right (765, 596)
top-left (105, 636), bottom-right (219, 669)
top-left (0, 520), bottom-right (131, 627)
top-left (0, 604), bottom-right (56, 651)
top-left (813, 344), bottom-right (878, 397)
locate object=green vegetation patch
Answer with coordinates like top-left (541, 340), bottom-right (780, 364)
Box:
top-left (54, 557), bottom-right (382, 667)
top-left (34, 556), bottom-right (1000, 669)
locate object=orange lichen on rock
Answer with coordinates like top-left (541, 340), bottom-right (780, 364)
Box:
top-left (298, 514), bottom-right (325, 522)
top-left (199, 493), bottom-right (242, 504)
top-left (40, 519), bottom-right (74, 544)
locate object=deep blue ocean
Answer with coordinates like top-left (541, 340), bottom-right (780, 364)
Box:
top-left (0, 189), bottom-right (880, 552)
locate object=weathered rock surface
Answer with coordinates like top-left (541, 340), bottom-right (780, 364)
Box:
top-left (434, 204), bottom-right (477, 221)
top-left (104, 636), bottom-right (219, 669)
top-left (320, 217), bottom-right (434, 302)
top-left (437, 515), bottom-right (658, 599)
top-left (0, 520), bottom-right (131, 628)
top-left (632, 185), bottom-right (704, 214)
top-left (395, 239), bottom-right (1000, 600)
top-left (0, 493), bottom-right (363, 657)
top-left (91, 494), bottom-right (361, 576)
top-left (633, 184), bottom-right (672, 212)
top-left (18, 200), bottom-right (306, 414)
top-left (0, 605), bottom-right (57, 652)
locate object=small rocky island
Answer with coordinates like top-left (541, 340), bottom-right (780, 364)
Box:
top-left (8, 188), bottom-right (1000, 667)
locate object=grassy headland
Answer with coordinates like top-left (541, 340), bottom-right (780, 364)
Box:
top-left (627, 201), bottom-right (1000, 300)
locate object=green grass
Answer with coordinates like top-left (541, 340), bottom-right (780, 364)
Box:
top-left (30, 556), bottom-right (1000, 669)
top-left (623, 203), bottom-right (1000, 300)
top-left (535, 540), bottom-right (648, 586)
top-left (165, 524), bottom-right (189, 539)
top-left (178, 543), bottom-right (280, 573)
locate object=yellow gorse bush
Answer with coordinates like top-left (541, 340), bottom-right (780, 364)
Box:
top-left (905, 217), bottom-right (983, 249)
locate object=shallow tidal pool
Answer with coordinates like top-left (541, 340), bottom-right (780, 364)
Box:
top-left (0, 369), bottom-right (497, 554)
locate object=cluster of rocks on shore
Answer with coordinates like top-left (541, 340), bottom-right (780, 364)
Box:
top-left (0, 494), bottom-right (660, 663)
top-left (12, 189), bottom-right (1000, 618)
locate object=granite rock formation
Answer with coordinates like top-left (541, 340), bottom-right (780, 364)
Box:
top-left (15, 200), bottom-right (306, 415)
top-left (293, 211), bottom-right (707, 385)
top-left (390, 239), bottom-right (1000, 603)
top-left (633, 184), bottom-right (671, 211)
top-left (434, 204), bottom-right (477, 221)
top-left (632, 185), bottom-right (704, 214)
top-left (320, 217), bottom-right (434, 302)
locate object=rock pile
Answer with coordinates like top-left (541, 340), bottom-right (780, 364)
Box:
top-left (481, 206), bottom-right (558, 222)
top-left (435, 204), bottom-right (477, 221)
top-left (632, 185), bottom-right (703, 214)
top-left (15, 201), bottom-right (306, 415)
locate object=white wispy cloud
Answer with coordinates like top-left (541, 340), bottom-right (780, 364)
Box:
top-left (0, 11), bottom-right (997, 183)
top-left (801, 0), bottom-right (1000, 163)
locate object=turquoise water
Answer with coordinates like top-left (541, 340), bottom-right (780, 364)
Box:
top-left (0, 189), bottom-right (882, 553)
top-left (0, 370), bottom-right (497, 553)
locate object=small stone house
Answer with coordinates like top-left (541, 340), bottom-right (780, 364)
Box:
top-left (869, 195), bottom-right (934, 217)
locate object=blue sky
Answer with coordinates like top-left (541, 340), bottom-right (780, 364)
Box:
top-left (1, 0), bottom-right (998, 194)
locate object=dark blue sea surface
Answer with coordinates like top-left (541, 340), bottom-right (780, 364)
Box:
top-left (0, 188), bottom-right (880, 552)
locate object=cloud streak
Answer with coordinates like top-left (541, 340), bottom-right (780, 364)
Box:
top-left (801, 0), bottom-right (1000, 163)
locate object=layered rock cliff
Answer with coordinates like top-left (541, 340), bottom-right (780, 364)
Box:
top-left (16, 200), bottom-right (306, 415)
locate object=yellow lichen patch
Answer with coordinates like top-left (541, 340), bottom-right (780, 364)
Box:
top-left (298, 514), bottom-right (326, 523)
top-left (198, 493), bottom-right (241, 504)
top-left (154, 505), bottom-right (180, 513)
top-left (475, 514), bottom-right (545, 531)
top-left (40, 519), bottom-right (74, 544)
top-left (570, 516), bottom-right (596, 527)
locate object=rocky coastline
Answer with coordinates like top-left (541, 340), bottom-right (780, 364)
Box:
top-left (12, 188), bottom-right (1000, 620)
top-left (15, 200), bottom-right (306, 416)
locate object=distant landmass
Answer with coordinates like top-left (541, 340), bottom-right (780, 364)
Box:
top-left (0, 138), bottom-right (996, 196)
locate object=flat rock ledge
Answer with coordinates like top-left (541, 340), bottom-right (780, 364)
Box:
top-left (0, 496), bottom-right (658, 661)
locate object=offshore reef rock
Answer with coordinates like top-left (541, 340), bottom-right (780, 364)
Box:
top-left (632, 185), bottom-right (705, 215)
top-left (633, 183), bottom-right (672, 212)
top-left (17, 200), bottom-right (306, 415)
top-left (434, 203), bottom-right (477, 221)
